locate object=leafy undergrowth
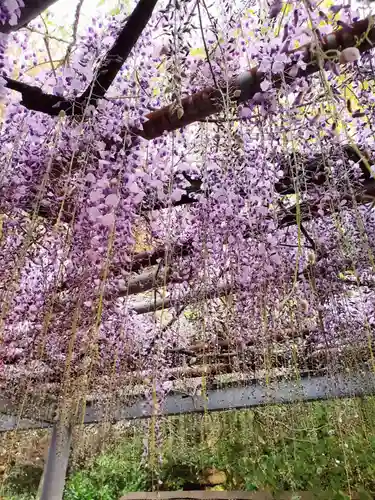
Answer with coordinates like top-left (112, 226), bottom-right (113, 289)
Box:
top-left (2, 397), bottom-right (375, 499)
top-left (63, 396), bottom-right (375, 499)
top-left (64, 438), bottom-right (148, 500)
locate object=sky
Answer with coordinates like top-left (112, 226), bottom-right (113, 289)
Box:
top-left (47, 0), bottom-right (132, 29)
top-left (28, 0), bottom-right (375, 68)
top-left (47, 0), bottom-right (373, 17)
top-left (40, 0), bottom-right (375, 54)
top-left (43, 0), bottom-right (375, 31)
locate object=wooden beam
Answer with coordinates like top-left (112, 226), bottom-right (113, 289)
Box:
top-left (120, 492), bottom-right (273, 500)
top-left (119, 491), bottom-right (367, 500)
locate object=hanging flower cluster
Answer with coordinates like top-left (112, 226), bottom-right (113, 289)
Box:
top-left (0, 0), bottom-right (24, 95)
top-left (0, 0), bottom-right (24, 26)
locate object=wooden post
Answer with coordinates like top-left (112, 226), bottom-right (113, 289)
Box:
top-left (39, 423), bottom-right (72, 500)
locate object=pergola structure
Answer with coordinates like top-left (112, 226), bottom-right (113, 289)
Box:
top-left (2, 1), bottom-right (375, 499)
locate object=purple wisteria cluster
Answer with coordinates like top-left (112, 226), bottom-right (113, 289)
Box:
top-left (0, 0), bottom-right (375, 412)
top-left (0, 0), bottom-right (23, 26)
top-left (0, 0), bottom-right (24, 93)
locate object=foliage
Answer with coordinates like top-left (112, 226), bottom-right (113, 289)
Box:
top-left (155, 399), bottom-right (375, 494)
top-left (63, 398), bottom-right (375, 499)
top-left (3, 464), bottom-right (42, 495)
top-left (64, 435), bottom-right (148, 500)
top-left (0, 494), bottom-right (35, 500)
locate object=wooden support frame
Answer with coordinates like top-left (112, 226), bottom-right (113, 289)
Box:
top-left (120, 491), bottom-right (369, 500)
top-left (39, 423), bottom-right (72, 500)
top-left (84, 371), bottom-right (375, 424)
top-left (2, 371), bottom-right (375, 431)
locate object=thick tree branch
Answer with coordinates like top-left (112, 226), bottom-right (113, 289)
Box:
top-left (128, 282), bottom-right (231, 314)
top-left (5, 15), bottom-right (375, 124)
top-left (4, 0), bottom-right (160, 115)
top-left (79, 0), bottom-right (159, 108)
top-left (4, 77), bottom-right (74, 115)
top-left (0, 0), bottom-right (58, 33)
top-left (142, 16), bottom-right (375, 138)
